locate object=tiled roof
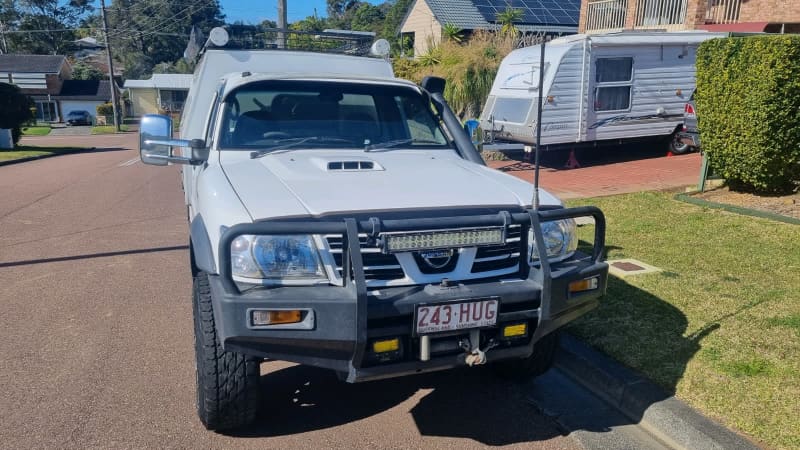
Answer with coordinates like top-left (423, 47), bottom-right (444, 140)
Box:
top-left (0, 54), bottom-right (67, 73)
top-left (57, 80), bottom-right (113, 101)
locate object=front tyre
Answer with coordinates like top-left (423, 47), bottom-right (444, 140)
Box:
top-left (492, 331), bottom-right (560, 380)
top-left (193, 272), bottom-right (260, 431)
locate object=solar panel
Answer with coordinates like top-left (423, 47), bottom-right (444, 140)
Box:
top-left (474, 0), bottom-right (580, 26)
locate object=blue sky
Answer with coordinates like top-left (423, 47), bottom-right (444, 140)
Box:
top-left (219, 0), bottom-right (382, 24)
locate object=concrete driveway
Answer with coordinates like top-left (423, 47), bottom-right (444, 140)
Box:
top-left (48, 124), bottom-right (92, 136)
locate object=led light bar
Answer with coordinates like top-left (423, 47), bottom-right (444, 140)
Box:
top-left (382, 227), bottom-right (505, 253)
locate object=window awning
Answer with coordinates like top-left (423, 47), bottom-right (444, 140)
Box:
top-left (697, 22), bottom-right (769, 33)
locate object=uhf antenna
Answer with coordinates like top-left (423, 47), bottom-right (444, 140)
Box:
top-left (532, 36), bottom-right (547, 210)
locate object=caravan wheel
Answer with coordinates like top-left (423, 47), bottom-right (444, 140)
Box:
top-left (669, 133), bottom-right (692, 155)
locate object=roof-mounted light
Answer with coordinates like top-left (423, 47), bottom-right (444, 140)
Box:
top-left (370, 39), bottom-right (391, 57)
top-left (208, 27), bottom-right (229, 47)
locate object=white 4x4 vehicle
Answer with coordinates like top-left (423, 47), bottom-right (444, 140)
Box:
top-left (139, 30), bottom-right (608, 431)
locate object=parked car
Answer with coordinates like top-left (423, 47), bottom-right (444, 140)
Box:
top-left (675, 90), bottom-right (700, 153)
top-left (138, 27), bottom-right (609, 432)
top-left (65, 110), bottom-right (92, 126)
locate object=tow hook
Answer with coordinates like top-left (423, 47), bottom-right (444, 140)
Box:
top-left (460, 330), bottom-right (498, 367)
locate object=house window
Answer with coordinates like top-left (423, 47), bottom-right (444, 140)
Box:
top-left (35, 101), bottom-right (59, 122)
top-left (400, 32), bottom-right (415, 56)
top-left (594, 57), bottom-right (633, 112)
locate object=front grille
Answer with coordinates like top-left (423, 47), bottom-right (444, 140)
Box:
top-left (471, 224), bottom-right (522, 274)
top-left (325, 235), bottom-right (405, 281)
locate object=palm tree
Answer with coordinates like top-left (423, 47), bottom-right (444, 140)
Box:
top-left (442, 23), bottom-right (463, 43)
top-left (496, 7), bottom-right (524, 36)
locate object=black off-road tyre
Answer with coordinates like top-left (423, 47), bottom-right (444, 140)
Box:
top-left (193, 272), bottom-right (260, 431)
top-left (492, 331), bottom-right (560, 380)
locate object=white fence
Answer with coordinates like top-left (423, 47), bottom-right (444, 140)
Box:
top-left (634, 0), bottom-right (688, 30)
top-left (586, 0), bottom-right (628, 33)
top-left (705, 0), bottom-right (742, 24)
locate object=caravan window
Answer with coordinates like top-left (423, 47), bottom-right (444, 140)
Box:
top-left (491, 97), bottom-right (531, 124)
top-left (594, 57), bottom-right (633, 112)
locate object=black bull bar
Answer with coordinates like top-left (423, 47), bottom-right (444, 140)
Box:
top-left (217, 206), bottom-right (607, 381)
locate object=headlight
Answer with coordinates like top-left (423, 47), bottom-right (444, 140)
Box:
top-left (529, 219), bottom-right (578, 262)
top-left (230, 234), bottom-right (327, 282)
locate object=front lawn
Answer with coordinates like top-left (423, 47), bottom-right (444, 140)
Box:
top-left (20, 126), bottom-right (51, 136)
top-left (0, 146), bottom-right (87, 162)
top-left (91, 125), bottom-right (129, 134)
top-left (567, 192), bottom-right (800, 449)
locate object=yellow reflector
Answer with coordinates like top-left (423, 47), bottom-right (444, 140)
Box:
top-left (569, 277), bottom-right (599, 293)
top-left (252, 310), bottom-right (302, 326)
top-left (503, 323), bottom-right (527, 338)
top-left (372, 338), bottom-right (400, 353)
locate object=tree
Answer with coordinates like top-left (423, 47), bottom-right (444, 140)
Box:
top-left (8, 0), bottom-right (94, 54)
top-left (327, 0), bottom-right (362, 19)
top-left (442, 23), bottom-right (463, 43)
top-left (351, 3), bottom-right (385, 33)
top-left (71, 60), bottom-right (104, 80)
top-left (0, 82), bottom-right (34, 146)
top-left (379, 0), bottom-right (412, 55)
top-left (496, 7), bottom-right (524, 36)
top-left (107, 0), bottom-right (224, 79)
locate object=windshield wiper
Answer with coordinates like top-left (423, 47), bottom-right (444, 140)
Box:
top-left (364, 138), bottom-right (445, 152)
top-left (249, 137), bottom-right (355, 158)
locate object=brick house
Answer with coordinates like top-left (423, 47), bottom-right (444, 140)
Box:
top-left (0, 54), bottom-right (118, 123)
top-left (580, 0), bottom-right (800, 34)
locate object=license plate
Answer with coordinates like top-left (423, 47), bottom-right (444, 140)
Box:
top-left (415, 299), bottom-right (499, 335)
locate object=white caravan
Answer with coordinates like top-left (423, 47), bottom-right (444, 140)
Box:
top-left (479, 31), bottom-right (725, 154)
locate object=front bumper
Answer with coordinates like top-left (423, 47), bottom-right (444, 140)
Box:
top-left (212, 207), bottom-right (608, 382)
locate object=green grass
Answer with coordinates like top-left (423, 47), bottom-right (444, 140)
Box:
top-left (20, 126), bottom-right (51, 136)
top-left (566, 192), bottom-right (800, 449)
top-left (0, 146), bottom-right (87, 162)
top-left (91, 125), bottom-right (129, 134)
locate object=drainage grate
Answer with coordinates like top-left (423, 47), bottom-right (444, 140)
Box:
top-left (607, 259), bottom-right (661, 278)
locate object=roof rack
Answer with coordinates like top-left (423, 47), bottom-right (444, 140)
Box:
top-left (212, 27), bottom-right (379, 57)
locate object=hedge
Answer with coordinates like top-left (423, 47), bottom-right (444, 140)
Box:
top-left (695, 35), bottom-right (800, 194)
top-left (0, 82), bottom-right (33, 145)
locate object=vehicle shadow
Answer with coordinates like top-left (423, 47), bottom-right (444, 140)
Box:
top-left (227, 275), bottom-right (755, 444)
top-left (231, 363), bottom-right (568, 444)
top-left (493, 137), bottom-right (676, 171)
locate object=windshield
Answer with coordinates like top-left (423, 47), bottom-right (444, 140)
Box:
top-left (218, 80), bottom-right (451, 151)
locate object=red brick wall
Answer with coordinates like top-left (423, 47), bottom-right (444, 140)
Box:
top-left (739, 0), bottom-right (800, 23)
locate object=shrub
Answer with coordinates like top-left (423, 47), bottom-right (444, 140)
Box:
top-left (696, 35), bottom-right (800, 194)
top-left (96, 102), bottom-right (114, 117)
top-left (0, 82), bottom-right (34, 145)
top-left (392, 31), bottom-right (517, 119)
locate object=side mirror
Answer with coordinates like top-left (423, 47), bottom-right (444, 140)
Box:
top-left (139, 114), bottom-right (172, 166)
top-left (139, 114), bottom-right (207, 166)
top-left (421, 76), bottom-right (446, 95)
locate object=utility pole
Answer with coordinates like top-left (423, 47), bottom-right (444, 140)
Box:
top-left (99, 0), bottom-right (121, 131)
top-left (277, 0), bottom-right (287, 49)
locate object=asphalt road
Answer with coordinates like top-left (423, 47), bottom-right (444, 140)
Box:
top-left (0, 134), bottom-right (669, 449)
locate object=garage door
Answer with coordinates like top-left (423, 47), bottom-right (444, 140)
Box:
top-left (61, 101), bottom-right (102, 123)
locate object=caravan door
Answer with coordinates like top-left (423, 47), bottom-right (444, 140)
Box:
top-left (585, 55), bottom-right (635, 142)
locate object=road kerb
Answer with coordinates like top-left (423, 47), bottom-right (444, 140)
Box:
top-left (555, 334), bottom-right (760, 450)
